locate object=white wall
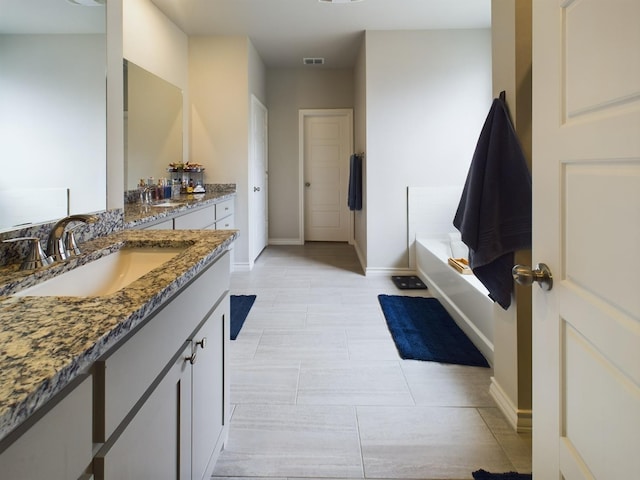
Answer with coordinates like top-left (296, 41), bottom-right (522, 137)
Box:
top-left (266, 68), bottom-right (355, 242)
top-left (364, 29), bottom-right (492, 272)
top-left (189, 36), bottom-right (267, 268)
top-left (489, 0), bottom-right (533, 432)
top-left (123, 0), bottom-right (189, 165)
top-left (353, 39), bottom-right (367, 265)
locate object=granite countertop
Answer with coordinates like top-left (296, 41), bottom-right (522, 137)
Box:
top-left (124, 190), bottom-right (235, 229)
top-left (0, 228), bottom-right (237, 443)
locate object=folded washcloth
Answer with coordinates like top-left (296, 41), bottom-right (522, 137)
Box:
top-left (453, 95), bottom-right (531, 309)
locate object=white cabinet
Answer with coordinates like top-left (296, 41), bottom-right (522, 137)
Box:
top-left (0, 376), bottom-right (93, 480)
top-left (0, 245), bottom-right (231, 480)
top-left (139, 198), bottom-right (234, 232)
top-left (191, 298), bottom-right (229, 480)
top-left (93, 346), bottom-right (191, 479)
top-left (92, 251), bottom-right (230, 480)
top-left (142, 218), bottom-right (173, 230)
top-left (174, 205), bottom-right (215, 230)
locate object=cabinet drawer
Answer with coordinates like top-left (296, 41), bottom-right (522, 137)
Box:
top-left (142, 218), bottom-right (173, 230)
top-left (0, 376), bottom-right (92, 480)
top-left (215, 214), bottom-right (234, 230)
top-left (95, 251), bottom-right (230, 441)
top-left (174, 205), bottom-right (215, 229)
top-left (215, 199), bottom-right (234, 220)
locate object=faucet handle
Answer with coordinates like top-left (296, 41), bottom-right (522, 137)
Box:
top-left (63, 228), bottom-right (82, 258)
top-left (2, 237), bottom-right (54, 270)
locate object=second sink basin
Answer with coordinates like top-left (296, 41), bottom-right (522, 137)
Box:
top-left (14, 246), bottom-right (186, 297)
top-left (151, 201), bottom-right (184, 208)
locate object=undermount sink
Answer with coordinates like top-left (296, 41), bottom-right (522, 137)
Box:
top-left (151, 201), bottom-right (184, 208)
top-left (14, 246), bottom-right (186, 297)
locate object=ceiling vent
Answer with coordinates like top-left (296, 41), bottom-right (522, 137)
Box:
top-left (303, 57), bottom-right (325, 65)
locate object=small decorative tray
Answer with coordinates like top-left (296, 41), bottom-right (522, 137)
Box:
top-left (448, 257), bottom-right (472, 275)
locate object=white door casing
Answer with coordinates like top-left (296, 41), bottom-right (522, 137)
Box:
top-left (300, 109), bottom-right (353, 242)
top-left (250, 95), bottom-right (268, 264)
top-left (532, 1), bottom-right (640, 479)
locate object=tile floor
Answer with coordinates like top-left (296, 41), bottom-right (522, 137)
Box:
top-left (212, 242), bottom-right (531, 480)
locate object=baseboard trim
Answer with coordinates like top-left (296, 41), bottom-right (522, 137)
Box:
top-left (232, 262), bottom-right (251, 272)
top-left (364, 267), bottom-right (416, 277)
top-left (489, 378), bottom-right (532, 433)
top-left (353, 241), bottom-right (366, 274)
top-left (268, 238), bottom-right (304, 246)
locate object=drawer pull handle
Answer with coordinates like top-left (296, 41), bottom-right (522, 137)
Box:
top-left (185, 352), bottom-right (197, 365)
top-left (185, 337), bottom-right (207, 365)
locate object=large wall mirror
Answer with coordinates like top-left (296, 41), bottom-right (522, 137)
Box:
top-left (0, 0), bottom-right (107, 232)
top-left (124, 60), bottom-right (183, 191)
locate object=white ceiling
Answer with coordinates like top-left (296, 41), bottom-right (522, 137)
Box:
top-left (151, 0), bottom-right (491, 68)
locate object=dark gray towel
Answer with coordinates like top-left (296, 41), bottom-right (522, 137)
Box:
top-left (453, 96), bottom-right (531, 309)
top-left (348, 154), bottom-right (362, 211)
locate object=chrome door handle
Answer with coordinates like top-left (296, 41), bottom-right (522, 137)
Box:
top-left (512, 263), bottom-right (553, 291)
top-left (254, 186), bottom-right (261, 192)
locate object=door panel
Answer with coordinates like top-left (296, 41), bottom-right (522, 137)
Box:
top-left (303, 112), bottom-right (352, 242)
top-left (250, 95), bottom-right (268, 263)
top-left (532, 1), bottom-right (640, 479)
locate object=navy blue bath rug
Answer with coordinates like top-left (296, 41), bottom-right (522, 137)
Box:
top-left (377, 295), bottom-right (489, 367)
top-left (472, 469), bottom-right (532, 480)
top-left (391, 275), bottom-right (428, 290)
top-left (230, 295), bottom-right (256, 340)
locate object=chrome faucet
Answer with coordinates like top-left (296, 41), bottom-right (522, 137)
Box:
top-left (46, 214), bottom-right (98, 262)
top-left (140, 186), bottom-right (153, 204)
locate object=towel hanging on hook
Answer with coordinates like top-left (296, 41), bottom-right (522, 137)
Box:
top-left (348, 153), bottom-right (363, 211)
top-left (453, 92), bottom-right (531, 309)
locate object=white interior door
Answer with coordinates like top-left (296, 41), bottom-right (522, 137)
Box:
top-left (250, 95), bottom-right (268, 262)
top-left (302, 110), bottom-right (352, 242)
top-left (532, 1), bottom-right (640, 479)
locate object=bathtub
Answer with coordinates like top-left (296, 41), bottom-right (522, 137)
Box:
top-left (415, 235), bottom-right (494, 365)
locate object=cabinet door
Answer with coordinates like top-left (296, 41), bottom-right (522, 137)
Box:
top-left (191, 295), bottom-right (230, 480)
top-left (0, 376), bottom-right (92, 480)
top-left (93, 346), bottom-right (192, 480)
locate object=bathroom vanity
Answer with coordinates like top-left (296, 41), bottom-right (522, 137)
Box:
top-left (0, 228), bottom-right (237, 479)
top-left (124, 189), bottom-right (235, 231)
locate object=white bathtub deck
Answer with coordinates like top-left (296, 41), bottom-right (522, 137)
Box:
top-left (415, 236), bottom-right (494, 365)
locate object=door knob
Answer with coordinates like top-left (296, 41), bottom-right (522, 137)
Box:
top-left (305, 182), bottom-right (311, 187)
top-left (512, 263), bottom-right (553, 291)
top-left (253, 186), bottom-right (261, 192)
